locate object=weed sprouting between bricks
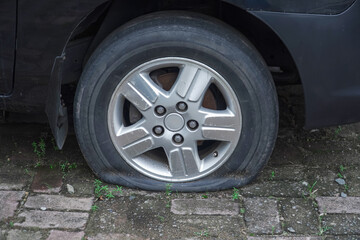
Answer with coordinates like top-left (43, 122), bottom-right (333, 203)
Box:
top-left (32, 137), bottom-right (46, 159)
top-left (194, 230), bottom-right (209, 238)
top-left (307, 181), bottom-right (318, 199)
top-left (164, 183), bottom-right (173, 208)
top-left (91, 204), bottom-right (99, 212)
top-left (165, 183), bottom-right (172, 196)
top-left (94, 179), bottom-right (123, 200)
top-left (269, 171), bottom-right (275, 180)
top-left (201, 192), bottom-right (209, 199)
top-left (318, 212), bottom-right (332, 236)
top-left (232, 187), bottom-right (240, 200)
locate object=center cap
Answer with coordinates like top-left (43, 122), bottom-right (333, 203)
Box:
top-left (164, 113), bottom-right (185, 132)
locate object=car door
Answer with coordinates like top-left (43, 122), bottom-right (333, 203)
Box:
top-left (0, 0), bottom-right (16, 95)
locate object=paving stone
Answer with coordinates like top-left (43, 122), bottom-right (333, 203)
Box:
top-left (344, 166), bottom-right (360, 196)
top-left (325, 236), bottom-right (360, 240)
top-left (241, 182), bottom-right (306, 197)
top-left (336, 122), bottom-right (360, 138)
top-left (321, 214), bottom-right (360, 235)
top-left (303, 151), bottom-right (358, 169)
top-left (171, 199), bottom-right (239, 215)
top-left (7, 229), bottom-right (42, 240)
top-left (86, 196), bottom-right (246, 239)
top-left (15, 210), bottom-right (89, 229)
top-left (0, 182), bottom-right (26, 191)
top-left (87, 233), bottom-right (148, 240)
top-left (244, 197), bottom-right (282, 234)
top-left (316, 197), bottom-right (360, 214)
top-left (268, 140), bottom-right (305, 167)
top-left (31, 167), bottom-right (63, 193)
top-left (0, 191), bottom-right (25, 221)
top-left (85, 197), bottom-right (168, 238)
top-left (279, 198), bottom-right (319, 234)
top-left (248, 237), bottom-right (321, 240)
top-left (304, 169), bottom-right (340, 196)
top-left (174, 215), bottom-right (246, 239)
top-left (0, 229), bottom-right (6, 240)
top-left (47, 230), bottom-right (84, 240)
top-left (258, 165), bottom-right (306, 182)
top-left (0, 166), bottom-right (32, 190)
top-left (117, 188), bottom-right (160, 198)
top-left (62, 168), bottom-right (95, 196)
top-left (25, 195), bottom-right (93, 211)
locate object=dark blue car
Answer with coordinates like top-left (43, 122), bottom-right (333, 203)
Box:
top-left (0, 0), bottom-right (359, 191)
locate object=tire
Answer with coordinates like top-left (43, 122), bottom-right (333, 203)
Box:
top-left (74, 11), bottom-right (278, 191)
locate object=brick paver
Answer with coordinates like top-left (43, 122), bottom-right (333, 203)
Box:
top-left (171, 199), bottom-right (239, 215)
top-left (321, 214), bottom-right (360, 235)
top-left (0, 182), bottom-right (26, 190)
top-left (280, 198), bottom-right (319, 234)
top-left (0, 229), bottom-right (6, 240)
top-left (15, 210), bottom-right (89, 229)
top-left (0, 191), bottom-right (25, 221)
top-left (47, 230), bottom-right (85, 240)
top-left (31, 167), bottom-right (63, 193)
top-left (241, 182), bottom-right (306, 197)
top-left (248, 237), bottom-right (321, 240)
top-left (0, 168), bottom-right (32, 190)
top-left (25, 195), bottom-right (93, 211)
top-left (87, 233), bottom-right (148, 240)
top-left (244, 197), bottom-right (282, 234)
top-left (7, 229), bottom-right (42, 240)
top-left (316, 197), bottom-right (360, 214)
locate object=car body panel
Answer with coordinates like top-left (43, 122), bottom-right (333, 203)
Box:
top-left (0, 0), bottom-right (107, 113)
top-left (223, 0), bottom-right (356, 14)
top-left (0, 0), bottom-right (359, 131)
top-left (0, 0), bottom-right (16, 95)
top-left (249, 0), bottom-right (360, 128)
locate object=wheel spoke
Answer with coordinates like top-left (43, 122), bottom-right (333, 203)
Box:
top-left (173, 64), bottom-right (199, 98)
top-left (173, 65), bottom-right (212, 102)
top-left (167, 149), bottom-right (186, 177)
top-left (121, 73), bottom-right (160, 111)
top-left (166, 144), bottom-right (201, 177)
top-left (200, 109), bottom-right (240, 142)
top-left (182, 146), bottom-right (202, 175)
top-left (115, 121), bottom-right (155, 158)
top-left (187, 70), bottom-right (212, 102)
top-left (202, 127), bottom-right (237, 142)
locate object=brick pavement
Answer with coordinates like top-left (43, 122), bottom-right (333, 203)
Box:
top-left (1, 165), bottom-right (360, 239)
top-left (1, 122), bottom-right (360, 239)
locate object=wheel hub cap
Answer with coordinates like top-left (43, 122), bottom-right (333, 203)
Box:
top-left (164, 113), bottom-right (184, 131)
top-left (107, 57), bottom-right (242, 182)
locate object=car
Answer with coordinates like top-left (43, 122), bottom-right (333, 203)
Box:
top-left (1, 0), bottom-right (359, 191)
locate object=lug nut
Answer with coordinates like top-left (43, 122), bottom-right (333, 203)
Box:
top-left (173, 134), bottom-right (184, 144)
top-left (187, 120), bottom-right (198, 130)
top-left (155, 106), bottom-right (166, 116)
top-left (177, 102), bottom-right (187, 111)
top-left (153, 126), bottom-right (164, 136)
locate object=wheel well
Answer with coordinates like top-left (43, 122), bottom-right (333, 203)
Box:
top-left (221, 2), bottom-right (300, 85)
top-left (61, 0), bottom-right (304, 125)
top-left (61, 0), bottom-right (303, 124)
top-left (63, 0), bottom-right (300, 86)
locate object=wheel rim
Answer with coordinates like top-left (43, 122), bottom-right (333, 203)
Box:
top-left (108, 57), bottom-right (242, 182)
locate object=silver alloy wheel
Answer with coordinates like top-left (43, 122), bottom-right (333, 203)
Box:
top-left (108, 57), bottom-right (242, 182)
